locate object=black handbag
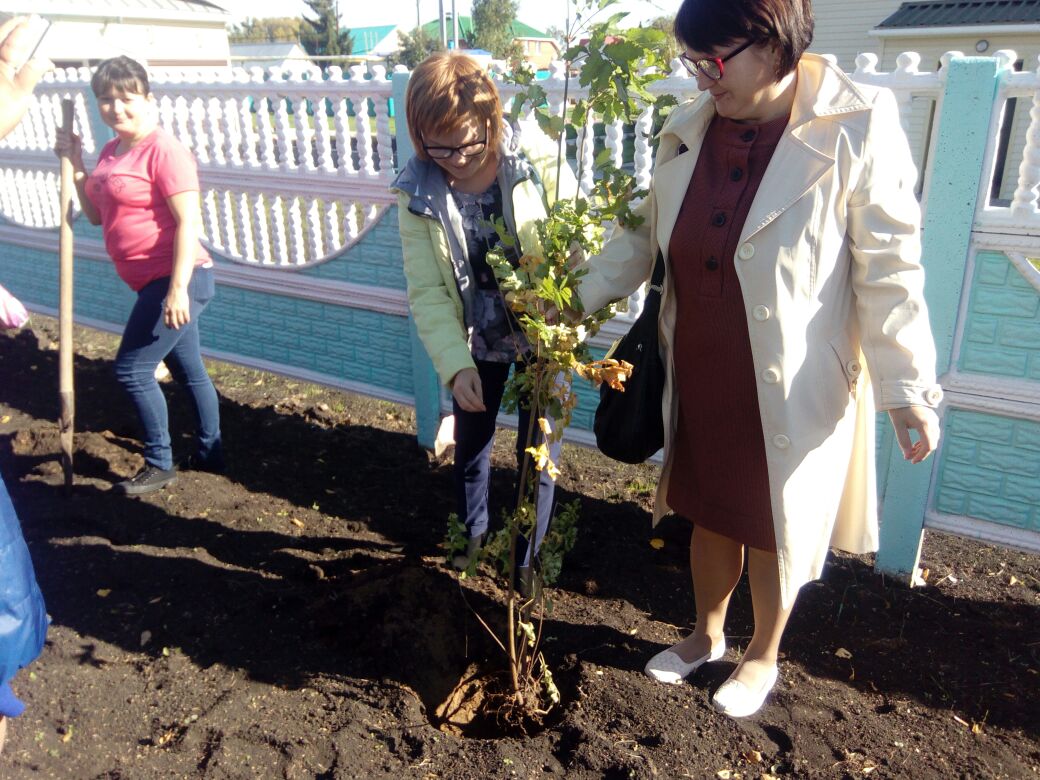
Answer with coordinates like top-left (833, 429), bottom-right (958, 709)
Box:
top-left (593, 251), bottom-right (666, 464)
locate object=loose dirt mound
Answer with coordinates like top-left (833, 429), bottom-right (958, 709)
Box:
top-left (0, 319), bottom-right (1038, 779)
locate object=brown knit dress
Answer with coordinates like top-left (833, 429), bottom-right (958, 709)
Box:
top-left (666, 111), bottom-right (790, 552)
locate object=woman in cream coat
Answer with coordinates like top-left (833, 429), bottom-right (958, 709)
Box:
top-left (579, 0), bottom-right (942, 718)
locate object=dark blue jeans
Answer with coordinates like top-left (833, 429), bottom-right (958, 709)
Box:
top-left (453, 360), bottom-right (562, 566)
top-left (114, 268), bottom-right (221, 471)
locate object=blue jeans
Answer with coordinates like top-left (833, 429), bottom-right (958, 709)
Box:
top-left (453, 360), bottom-right (562, 566)
top-left (114, 268), bottom-right (221, 471)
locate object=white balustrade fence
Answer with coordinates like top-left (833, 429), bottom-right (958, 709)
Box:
top-left (979, 54), bottom-right (1040, 236)
top-left (0, 62), bottom-right (397, 268)
top-left (2, 52), bottom-right (1039, 278)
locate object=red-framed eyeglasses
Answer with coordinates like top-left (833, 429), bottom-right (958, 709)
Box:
top-left (679, 39), bottom-right (755, 81)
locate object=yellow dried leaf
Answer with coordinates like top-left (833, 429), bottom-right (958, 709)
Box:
top-left (835, 647), bottom-right (853, 659)
top-left (742, 749), bottom-right (763, 764)
top-left (518, 254), bottom-right (543, 272)
top-left (578, 358), bottom-right (634, 391)
top-left (96, 589), bottom-right (111, 598)
top-left (716, 771), bottom-right (733, 780)
top-left (0, 415), bottom-right (10, 424)
top-left (61, 726), bottom-right (73, 743)
top-left (1009, 575), bottom-right (1020, 586)
top-left (649, 538), bottom-right (665, 550)
top-left (290, 518), bottom-right (304, 528)
top-left (971, 722), bottom-right (984, 734)
top-left (538, 417), bottom-right (552, 436)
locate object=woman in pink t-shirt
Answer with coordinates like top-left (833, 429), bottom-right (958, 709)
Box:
top-left (55, 56), bottom-right (222, 495)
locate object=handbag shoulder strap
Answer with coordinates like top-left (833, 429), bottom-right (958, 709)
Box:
top-left (648, 250), bottom-right (665, 294)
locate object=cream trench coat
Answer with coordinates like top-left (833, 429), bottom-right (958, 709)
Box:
top-left (579, 53), bottom-right (943, 608)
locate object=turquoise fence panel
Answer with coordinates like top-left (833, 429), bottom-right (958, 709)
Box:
top-left (875, 56), bottom-right (1005, 578)
top-left (300, 210), bottom-right (407, 289)
top-left (1, 248), bottom-right (135, 327)
top-left (934, 410), bottom-right (1040, 532)
top-left (959, 252), bottom-right (1040, 379)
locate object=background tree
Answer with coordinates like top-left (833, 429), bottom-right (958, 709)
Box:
top-left (301, 0), bottom-right (354, 59)
top-left (471, 0), bottom-right (522, 60)
top-left (395, 27), bottom-right (443, 69)
top-left (544, 25), bottom-right (566, 48)
top-left (228, 17), bottom-right (305, 44)
top-left (646, 15), bottom-right (679, 66)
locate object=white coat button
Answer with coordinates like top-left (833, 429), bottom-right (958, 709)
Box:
top-left (926, 387), bottom-right (943, 405)
top-left (753, 305), bottom-right (771, 321)
top-left (762, 368), bottom-right (781, 384)
top-left (772, 434), bottom-right (791, 449)
top-left (845, 359), bottom-right (861, 375)
top-left (737, 242), bottom-right (755, 261)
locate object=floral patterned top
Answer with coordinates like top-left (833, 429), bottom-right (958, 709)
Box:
top-left (451, 180), bottom-right (526, 363)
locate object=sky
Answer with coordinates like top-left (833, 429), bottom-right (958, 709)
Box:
top-left (219, 0), bottom-right (672, 32)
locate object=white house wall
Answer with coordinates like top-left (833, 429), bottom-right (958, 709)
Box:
top-left (809, 0), bottom-right (904, 70)
top-left (39, 19), bottom-right (230, 67)
top-left (877, 36), bottom-right (1040, 204)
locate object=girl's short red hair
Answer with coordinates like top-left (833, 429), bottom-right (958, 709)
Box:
top-left (405, 51), bottom-right (502, 161)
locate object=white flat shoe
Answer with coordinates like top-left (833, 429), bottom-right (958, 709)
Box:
top-left (711, 664), bottom-right (779, 718)
top-left (644, 638), bottom-right (726, 684)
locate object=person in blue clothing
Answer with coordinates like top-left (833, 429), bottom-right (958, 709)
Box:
top-left (0, 13), bottom-right (51, 754)
top-left (0, 476), bottom-right (48, 753)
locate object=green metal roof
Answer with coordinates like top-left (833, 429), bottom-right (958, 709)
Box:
top-left (878, 0), bottom-right (1040, 29)
top-left (419, 16), bottom-right (549, 43)
top-left (347, 24), bottom-right (399, 55)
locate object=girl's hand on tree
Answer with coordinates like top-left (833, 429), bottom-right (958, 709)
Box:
top-left (451, 368), bottom-right (485, 412)
top-left (163, 287), bottom-right (191, 330)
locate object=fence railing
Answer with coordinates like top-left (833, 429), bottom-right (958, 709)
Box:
top-left (5, 52), bottom-right (1036, 320)
top-left (0, 63), bottom-right (397, 268)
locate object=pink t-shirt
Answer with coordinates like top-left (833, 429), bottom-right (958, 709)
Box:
top-left (87, 127), bottom-right (211, 291)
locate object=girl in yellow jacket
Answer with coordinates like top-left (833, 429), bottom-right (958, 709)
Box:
top-left (391, 52), bottom-right (577, 583)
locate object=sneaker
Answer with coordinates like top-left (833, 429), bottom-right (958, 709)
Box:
top-left (115, 465), bottom-right (178, 495)
top-left (177, 453), bottom-right (225, 474)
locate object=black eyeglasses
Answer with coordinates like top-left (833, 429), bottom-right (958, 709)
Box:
top-left (680, 39), bottom-right (755, 82)
top-left (422, 134), bottom-right (488, 160)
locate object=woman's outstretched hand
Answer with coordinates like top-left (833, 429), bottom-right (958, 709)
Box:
top-left (451, 368), bottom-right (485, 413)
top-left (0, 16), bottom-right (52, 139)
top-left (888, 405), bottom-right (940, 464)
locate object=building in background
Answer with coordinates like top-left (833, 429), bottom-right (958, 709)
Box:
top-left (811, 0), bottom-right (1040, 71)
top-left (419, 16), bottom-right (559, 68)
top-left (810, 0), bottom-right (1040, 204)
top-left (229, 42), bottom-right (310, 71)
top-left (349, 25), bottom-right (402, 60)
top-left (4, 0), bottom-right (232, 70)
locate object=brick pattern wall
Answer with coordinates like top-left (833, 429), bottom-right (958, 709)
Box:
top-left (202, 286), bottom-right (414, 394)
top-left (934, 409), bottom-right (1040, 532)
top-left (300, 209), bottom-right (407, 290)
top-left (960, 252), bottom-right (1040, 379)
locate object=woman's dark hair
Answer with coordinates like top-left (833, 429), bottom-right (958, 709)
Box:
top-left (91, 56), bottom-right (150, 97)
top-left (674, 0), bottom-right (814, 79)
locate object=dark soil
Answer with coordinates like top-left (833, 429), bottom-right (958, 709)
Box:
top-left (1, 316), bottom-right (1038, 779)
